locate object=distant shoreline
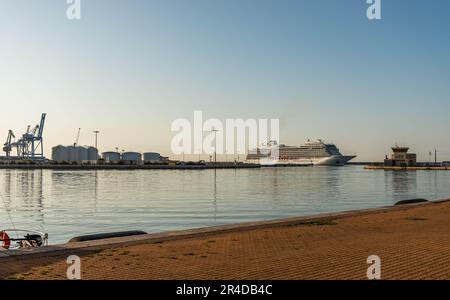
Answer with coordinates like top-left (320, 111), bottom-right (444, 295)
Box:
top-left (365, 165), bottom-right (450, 171)
top-left (1, 163), bottom-right (448, 171)
top-left (0, 163), bottom-right (261, 171)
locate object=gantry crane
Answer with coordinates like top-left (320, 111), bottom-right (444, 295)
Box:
top-left (6, 113), bottom-right (47, 160)
top-left (3, 130), bottom-right (15, 158)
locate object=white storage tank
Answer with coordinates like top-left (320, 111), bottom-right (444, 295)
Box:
top-left (87, 147), bottom-right (99, 161)
top-left (52, 145), bottom-right (98, 163)
top-left (121, 152), bottom-right (142, 165)
top-left (78, 146), bottom-right (89, 162)
top-left (102, 151), bottom-right (121, 163)
top-left (68, 146), bottom-right (79, 162)
top-left (52, 145), bottom-right (70, 162)
top-left (143, 152), bottom-right (162, 162)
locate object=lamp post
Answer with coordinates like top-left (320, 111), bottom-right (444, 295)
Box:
top-left (93, 131), bottom-right (100, 149)
top-left (211, 127), bottom-right (219, 166)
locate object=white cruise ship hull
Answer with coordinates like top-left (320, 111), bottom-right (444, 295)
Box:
top-left (247, 155), bottom-right (356, 166)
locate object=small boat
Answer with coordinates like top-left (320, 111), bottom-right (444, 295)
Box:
top-left (1, 189), bottom-right (49, 250)
top-left (1, 229), bottom-right (48, 250)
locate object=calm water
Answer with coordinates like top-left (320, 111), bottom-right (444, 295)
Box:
top-left (1, 167), bottom-right (449, 244)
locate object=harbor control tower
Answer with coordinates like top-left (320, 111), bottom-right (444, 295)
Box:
top-left (384, 146), bottom-right (417, 167)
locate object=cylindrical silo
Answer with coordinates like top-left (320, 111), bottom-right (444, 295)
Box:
top-left (88, 147), bottom-right (99, 161)
top-left (78, 146), bottom-right (88, 162)
top-left (121, 152), bottom-right (142, 165)
top-left (68, 146), bottom-right (79, 162)
top-left (102, 152), bottom-right (121, 163)
top-left (52, 145), bottom-right (69, 162)
top-left (143, 152), bottom-right (161, 162)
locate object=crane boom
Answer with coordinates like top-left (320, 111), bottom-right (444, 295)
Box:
top-left (31, 125), bottom-right (39, 136)
top-left (74, 128), bottom-right (81, 146)
top-left (3, 130), bottom-right (15, 158)
top-left (37, 113), bottom-right (46, 138)
top-left (6, 130), bottom-right (15, 144)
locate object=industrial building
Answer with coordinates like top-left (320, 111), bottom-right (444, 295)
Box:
top-left (143, 152), bottom-right (169, 163)
top-left (121, 152), bottom-right (142, 165)
top-left (102, 151), bottom-right (121, 163)
top-left (100, 151), bottom-right (167, 165)
top-left (384, 146), bottom-right (417, 167)
top-left (52, 145), bottom-right (99, 163)
top-left (2, 113), bottom-right (172, 166)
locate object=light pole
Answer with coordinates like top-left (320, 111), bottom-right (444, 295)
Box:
top-left (211, 127), bottom-right (219, 166)
top-left (93, 131), bottom-right (100, 149)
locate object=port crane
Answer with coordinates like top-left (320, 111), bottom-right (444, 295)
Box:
top-left (21, 113), bottom-right (46, 159)
top-left (3, 113), bottom-right (47, 160)
top-left (3, 130), bottom-right (15, 158)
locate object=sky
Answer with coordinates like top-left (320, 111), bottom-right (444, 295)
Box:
top-left (1, 0), bottom-right (450, 162)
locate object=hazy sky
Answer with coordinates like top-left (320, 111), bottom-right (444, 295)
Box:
top-left (1, 0), bottom-right (450, 161)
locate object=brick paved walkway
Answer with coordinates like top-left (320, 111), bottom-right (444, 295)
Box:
top-left (2, 201), bottom-right (450, 280)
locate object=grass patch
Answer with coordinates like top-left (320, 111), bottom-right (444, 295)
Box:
top-left (119, 251), bottom-right (130, 256)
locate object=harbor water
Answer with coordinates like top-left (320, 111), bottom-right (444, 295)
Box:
top-left (1, 166), bottom-right (449, 244)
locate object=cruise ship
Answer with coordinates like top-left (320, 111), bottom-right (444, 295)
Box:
top-left (246, 139), bottom-right (356, 166)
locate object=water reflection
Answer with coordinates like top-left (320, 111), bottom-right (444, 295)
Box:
top-left (213, 169), bottom-right (217, 219)
top-left (1, 167), bottom-right (450, 244)
top-left (388, 171), bottom-right (418, 198)
top-left (0, 170), bottom-right (45, 228)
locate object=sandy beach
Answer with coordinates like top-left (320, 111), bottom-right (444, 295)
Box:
top-left (1, 200), bottom-right (449, 280)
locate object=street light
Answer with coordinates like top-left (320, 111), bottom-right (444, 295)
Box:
top-left (211, 127), bottom-right (219, 166)
top-left (93, 131), bottom-right (100, 149)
